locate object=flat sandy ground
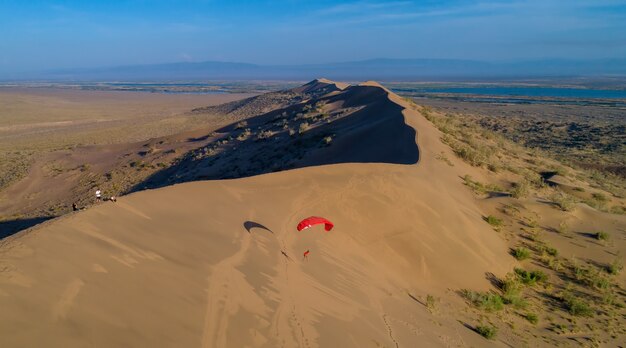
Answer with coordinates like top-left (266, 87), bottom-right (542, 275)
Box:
top-left (0, 87), bottom-right (254, 151)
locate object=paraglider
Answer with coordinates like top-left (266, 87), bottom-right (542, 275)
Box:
top-left (296, 216), bottom-right (334, 232)
top-left (296, 217), bottom-right (333, 262)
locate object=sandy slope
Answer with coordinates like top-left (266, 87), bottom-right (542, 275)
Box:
top-left (0, 82), bottom-right (515, 347)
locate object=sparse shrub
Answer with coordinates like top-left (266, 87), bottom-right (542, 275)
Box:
top-left (572, 261), bottom-right (611, 289)
top-left (501, 276), bottom-right (527, 309)
top-left (453, 145), bottom-right (485, 167)
top-left (514, 268), bottom-right (548, 286)
top-left (235, 121), bottom-right (247, 129)
top-left (237, 128), bottom-right (252, 140)
top-left (462, 290), bottom-right (504, 312)
top-left (435, 152), bottom-right (454, 166)
top-left (475, 325), bottom-right (497, 339)
top-left (548, 257), bottom-right (563, 271)
top-left (556, 221), bottom-right (568, 234)
top-left (322, 135), bottom-right (333, 145)
top-left (426, 294), bottom-right (437, 312)
top-left (484, 215), bottom-right (503, 229)
top-left (562, 292), bottom-right (593, 317)
top-left (501, 204), bottom-right (520, 217)
top-left (298, 122), bottom-right (310, 134)
top-left (550, 191), bottom-right (575, 211)
top-left (79, 163), bottom-right (91, 172)
top-left (522, 169), bottom-right (545, 189)
top-left (607, 257), bottom-right (623, 275)
top-left (525, 217), bottom-right (539, 228)
top-left (594, 231), bottom-right (609, 241)
top-left (487, 163), bottom-right (500, 172)
top-left (544, 245), bottom-right (558, 257)
top-left (525, 313), bottom-right (539, 325)
top-left (257, 130), bottom-right (274, 140)
top-left (609, 205), bottom-right (626, 215)
top-left (591, 192), bottom-right (607, 202)
top-left (462, 175), bottom-right (483, 194)
top-left (573, 187), bottom-right (585, 192)
top-left (288, 128), bottom-right (296, 137)
top-left (513, 247), bottom-right (531, 260)
top-left (510, 180), bottom-right (530, 199)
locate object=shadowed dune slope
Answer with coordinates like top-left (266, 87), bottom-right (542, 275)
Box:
top-left (0, 80), bottom-right (514, 347)
top-left (132, 80), bottom-right (419, 191)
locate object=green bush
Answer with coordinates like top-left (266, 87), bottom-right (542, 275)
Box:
top-left (525, 313), bottom-right (538, 325)
top-left (514, 268), bottom-right (548, 286)
top-left (500, 276), bottom-right (527, 309)
top-left (476, 325), bottom-right (497, 339)
top-left (545, 246), bottom-right (558, 257)
top-left (462, 290), bottom-right (504, 312)
top-left (484, 215), bottom-right (503, 228)
top-left (595, 231), bottom-right (609, 241)
top-left (607, 258), bottom-right (623, 275)
top-left (513, 247), bottom-right (531, 260)
top-left (426, 294), bottom-right (437, 312)
top-left (562, 293), bottom-right (593, 317)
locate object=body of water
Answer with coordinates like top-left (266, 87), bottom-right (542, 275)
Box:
top-left (395, 86), bottom-right (626, 99)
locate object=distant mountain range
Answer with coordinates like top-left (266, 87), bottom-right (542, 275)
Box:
top-left (4, 58), bottom-right (626, 81)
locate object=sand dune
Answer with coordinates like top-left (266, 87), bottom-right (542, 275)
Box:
top-left (0, 80), bottom-right (519, 346)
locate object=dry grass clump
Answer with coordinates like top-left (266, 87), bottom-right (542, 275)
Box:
top-left (549, 191), bottom-right (576, 211)
top-left (484, 215), bottom-right (503, 229)
top-left (594, 231), bottom-right (609, 241)
top-left (462, 175), bottom-right (503, 195)
top-left (525, 313), bottom-right (539, 325)
top-left (510, 180), bottom-right (530, 199)
top-left (426, 294), bottom-right (437, 313)
top-left (435, 152), bottom-right (454, 166)
top-left (298, 122), bottom-right (311, 134)
top-left (475, 325), bottom-right (497, 339)
top-left (237, 128), bottom-right (252, 140)
top-left (607, 257), bottom-right (623, 275)
top-left (256, 130), bottom-right (275, 140)
top-left (572, 260), bottom-right (611, 290)
top-left (560, 290), bottom-right (594, 317)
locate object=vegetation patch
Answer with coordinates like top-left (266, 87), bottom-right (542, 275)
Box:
top-left (561, 292), bottom-right (594, 317)
top-left (525, 313), bottom-right (538, 325)
top-left (475, 325), bottom-right (497, 339)
top-left (514, 268), bottom-right (548, 286)
top-left (461, 290), bottom-right (504, 312)
top-left (512, 247), bottom-right (531, 260)
top-left (484, 215), bottom-right (503, 229)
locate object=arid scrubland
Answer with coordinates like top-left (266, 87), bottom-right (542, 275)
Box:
top-left (416, 101), bottom-right (626, 346)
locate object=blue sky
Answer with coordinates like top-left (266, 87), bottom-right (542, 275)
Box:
top-left (1, 0), bottom-right (625, 73)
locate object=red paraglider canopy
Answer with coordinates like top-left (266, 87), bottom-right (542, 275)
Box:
top-left (297, 216), bottom-right (334, 232)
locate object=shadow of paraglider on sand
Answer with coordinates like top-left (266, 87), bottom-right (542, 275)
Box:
top-left (243, 221), bottom-right (273, 234)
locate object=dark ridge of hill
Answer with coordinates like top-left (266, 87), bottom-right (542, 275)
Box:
top-left (191, 79), bottom-right (347, 121)
top-left (130, 80), bottom-right (418, 191)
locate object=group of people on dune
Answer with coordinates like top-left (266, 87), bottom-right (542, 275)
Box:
top-left (71, 187), bottom-right (116, 212)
